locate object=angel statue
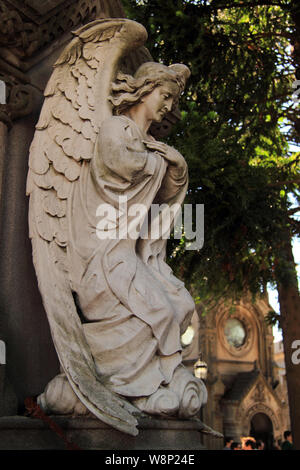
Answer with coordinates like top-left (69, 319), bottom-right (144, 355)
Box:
top-left (27, 18), bottom-right (207, 436)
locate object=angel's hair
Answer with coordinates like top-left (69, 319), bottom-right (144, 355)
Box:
top-left (108, 62), bottom-right (190, 116)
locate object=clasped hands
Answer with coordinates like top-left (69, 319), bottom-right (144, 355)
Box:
top-left (143, 140), bottom-right (186, 171)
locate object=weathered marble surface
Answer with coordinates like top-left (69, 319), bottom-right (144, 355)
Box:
top-left (0, 415), bottom-right (217, 450)
top-left (27, 18), bottom-right (207, 436)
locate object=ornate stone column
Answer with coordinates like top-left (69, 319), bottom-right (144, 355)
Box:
top-left (0, 77), bottom-right (34, 207)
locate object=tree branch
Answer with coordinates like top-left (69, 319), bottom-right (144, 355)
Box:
top-left (288, 206), bottom-right (300, 215)
top-left (267, 177), bottom-right (300, 188)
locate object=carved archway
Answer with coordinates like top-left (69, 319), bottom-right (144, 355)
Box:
top-left (250, 412), bottom-right (273, 449)
top-left (241, 403), bottom-right (280, 439)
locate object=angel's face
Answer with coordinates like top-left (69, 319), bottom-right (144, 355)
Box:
top-left (141, 81), bottom-right (179, 123)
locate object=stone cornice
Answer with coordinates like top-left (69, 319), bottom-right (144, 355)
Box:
top-left (0, 0), bottom-right (126, 124)
top-left (0, 0), bottom-right (125, 67)
top-left (0, 2), bottom-right (180, 133)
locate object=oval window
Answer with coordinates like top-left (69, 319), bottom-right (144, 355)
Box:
top-left (224, 318), bottom-right (246, 348)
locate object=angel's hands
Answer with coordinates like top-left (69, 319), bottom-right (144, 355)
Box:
top-left (143, 140), bottom-right (168, 157)
top-left (143, 140), bottom-right (186, 170)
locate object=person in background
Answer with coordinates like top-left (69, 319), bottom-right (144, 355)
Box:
top-left (241, 436), bottom-right (256, 450)
top-left (272, 439), bottom-right (281, 450)
top-left (244, 439), bottom-right (256, 450)
top-left (281, 430), bottom-right (294, 450)
top-left (256, 440), bottom-right (265, 450)
top-left (230, 441), bottom-right (241, 450)
top-left (223, 437), bottom-right (234, 450)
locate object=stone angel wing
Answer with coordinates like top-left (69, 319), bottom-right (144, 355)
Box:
top-left (26, 19), bottom-right (147, 436)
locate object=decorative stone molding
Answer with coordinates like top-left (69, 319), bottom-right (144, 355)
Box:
top-left (0, 76), bottom-right (34, 126)
top-left (253, 381), bottom-right (265, 402)
top-left (0, 1), bottom-right (129, 124)
top-left (0, 0), bottom-right (125, 61)
top-left (22, 1), bottom-right (68, 17)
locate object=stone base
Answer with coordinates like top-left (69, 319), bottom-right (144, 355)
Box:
top-left (0, 415), bottom-right (215, 450)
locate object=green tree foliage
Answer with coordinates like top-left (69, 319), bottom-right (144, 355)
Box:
top-left (123, 0), bottom-right (299, 307)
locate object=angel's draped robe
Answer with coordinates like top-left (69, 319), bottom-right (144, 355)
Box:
top-left (69, 115), bottom-right (195, 397)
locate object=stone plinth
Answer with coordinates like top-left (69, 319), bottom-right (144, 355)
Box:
top-left (0, 416), bottom-right (207, 450)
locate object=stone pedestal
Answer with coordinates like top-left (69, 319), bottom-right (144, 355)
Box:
top-left (0, 368), bottom-right (18, 417)
top-left (0, 416), bottom-right (208, 450)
